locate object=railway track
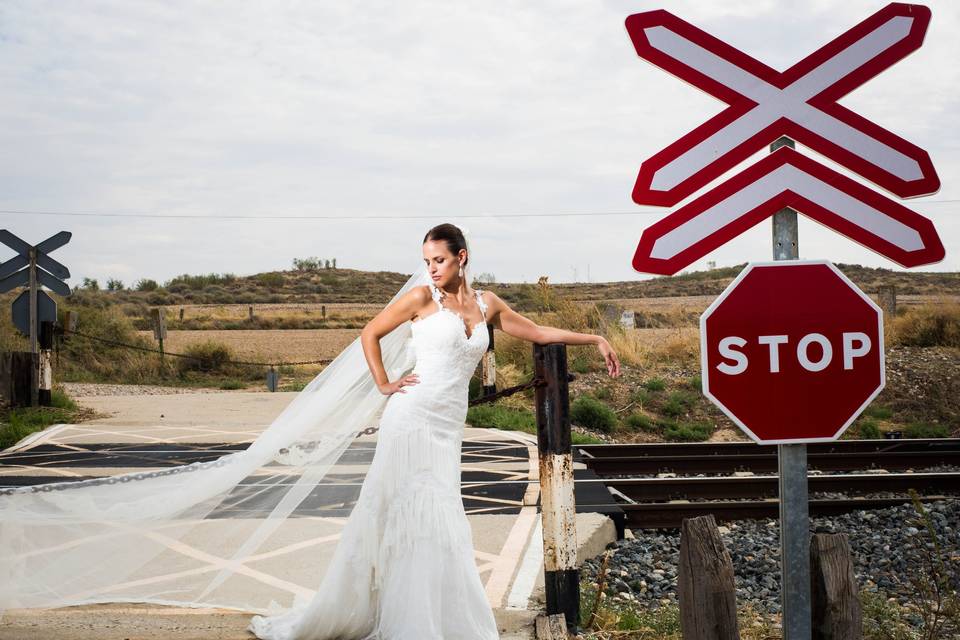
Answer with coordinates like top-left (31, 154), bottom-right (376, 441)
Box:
top-left (573, 439), bottom-right (960, 529)
top-left (575, 438), bottom-right (960, 475)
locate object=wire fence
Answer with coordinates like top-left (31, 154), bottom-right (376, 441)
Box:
top-left (56, 325), bottom-right (333, 368)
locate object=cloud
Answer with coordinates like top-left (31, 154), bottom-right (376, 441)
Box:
top-left (0, 0), bottom-right (956, 286)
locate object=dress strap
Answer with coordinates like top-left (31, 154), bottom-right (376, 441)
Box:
top-left (474, 289), bottom-right (488, 322)
top-left (428, 282), bottom-right (444, 311)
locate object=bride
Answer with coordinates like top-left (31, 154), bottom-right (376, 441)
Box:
top-left (250, 223), bottom-right (621, 639)
top-left (0, 223), bottom-right (620, 640)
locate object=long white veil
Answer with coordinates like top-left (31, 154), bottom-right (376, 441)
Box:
top-left (0, 230), bottom-right (478, 615)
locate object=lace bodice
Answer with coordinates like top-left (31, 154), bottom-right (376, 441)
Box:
top-left (407, 284), bottom-right (489, 385)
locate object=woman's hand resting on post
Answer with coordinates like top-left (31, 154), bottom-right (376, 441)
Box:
top-left (596, 337), bottom-right (621, 378)
top-left (377, 373), bottom-right (420, 395)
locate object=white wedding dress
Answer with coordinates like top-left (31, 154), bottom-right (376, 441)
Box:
top-left (249, 283), bottom-right (501, 640)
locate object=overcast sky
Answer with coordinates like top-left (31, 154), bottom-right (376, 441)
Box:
top-left (1, 0), bottom-right (957, 288)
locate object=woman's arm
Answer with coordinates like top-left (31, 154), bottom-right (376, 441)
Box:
top-left (483, 291), bottom-right (621, 377)
top-left (360, 285), bottom-right (429, 394)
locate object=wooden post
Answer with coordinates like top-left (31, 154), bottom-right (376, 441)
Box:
top-left (179, 307), bottom-right (185, 322)
top-left (482, 323), bottom-right (496, 396)
top-left (321, 305), bottom-right (326, 319)
top-left (249, 305), bottom-right (255, 321)
top-left (877, 286), bottom-right (896, 318)
top-left (810, 533), bottom-right (862, 640)
top-left (678, 515), bottom-right (740, 640)
top-left (533, 342), bottom-right (579, 634)
top-left (150, 308), bottom-right (167, 362)
top-left (534, 613), bottom-right (568, 639)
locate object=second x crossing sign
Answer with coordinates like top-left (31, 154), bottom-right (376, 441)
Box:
top-left (627, 3), bottom-right (945, 275)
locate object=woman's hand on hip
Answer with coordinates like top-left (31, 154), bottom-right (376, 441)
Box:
top-left (378, 374), bottom-right (420, 395)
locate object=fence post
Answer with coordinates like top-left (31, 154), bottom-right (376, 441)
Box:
top-left (810, 533), bottom-right (862, 640)
top-left (150, 308), bottom-right (166, 363)
top-left (678, 515), bottom-right (740, 640)
top-left (533, 342), bottom-right (579, 633)
top-left (877, 285), bottom-right (897, 318)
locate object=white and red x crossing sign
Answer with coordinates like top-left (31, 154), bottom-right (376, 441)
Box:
top-left (627, 3), bottom-right (945, 275)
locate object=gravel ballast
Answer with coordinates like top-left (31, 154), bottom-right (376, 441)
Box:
top-left (582, 500), bottom-right (960, 614)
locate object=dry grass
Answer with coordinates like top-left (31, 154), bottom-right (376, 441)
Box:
top-left (604, 325), bottom-right (700, 369)
top-left (889, 301), bottom-right (960, 348)
top-left (136, 329), bottom-right (358, 362)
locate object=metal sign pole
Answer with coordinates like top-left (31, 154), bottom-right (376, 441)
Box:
top-left (771, 136), bottom-right (811, 639)
top-left (28, 247), bottom-right (39, 407)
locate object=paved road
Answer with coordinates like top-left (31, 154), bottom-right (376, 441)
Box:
top-left (0, 389), bottom-right (617, 639)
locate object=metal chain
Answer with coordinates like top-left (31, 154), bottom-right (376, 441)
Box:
top-left (57, 325), bottom-right (333, 368)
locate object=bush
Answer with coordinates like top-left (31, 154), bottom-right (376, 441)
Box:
top-left (863, 404), bottom-right (893, 420)
top-left (624, 412), bottom-right (657, 433)
top-left (257, 273), bottom-right (285, 290)
top-left (219, 379), bottom-right (245, 390)
top-left (643, 378), bottom-right (666, 392)
top-left (661, 390), bottom-right (697, 418)
top-left (593, 386), bottom-right (612, 401)
top-left (891, 303), bottom-right (960, 347)
top-left (904, 422), bottom-right (951, 438)
top-left (177, 340), bottom-right (236, 374)
top-left (663, 421), bottom-right (712, 442)
top-left (466, 404), bottom-right (536, 432)
top-left (571, 396), bottom-right (618, 433)
top-left (855, 418), bottom-right (882, 439)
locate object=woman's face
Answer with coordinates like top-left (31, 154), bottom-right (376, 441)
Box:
top-left (422, 240), bottom-right (465, 288)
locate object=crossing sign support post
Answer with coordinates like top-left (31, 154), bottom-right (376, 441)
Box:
top-left (770, 136), bottom-right (811, 639)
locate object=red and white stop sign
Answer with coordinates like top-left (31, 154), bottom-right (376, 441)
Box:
top-left (701, 261), bottom-right (885, 444)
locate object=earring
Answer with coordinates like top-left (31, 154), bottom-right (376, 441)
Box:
top-left (459, 264), bottom-right (464, 279)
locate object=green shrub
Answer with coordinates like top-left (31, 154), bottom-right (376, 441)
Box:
top-left (642, 377), bottom-right (666, 392)
top-left (570, 396), bottom-right (618, 433)
top-left (663, 421), bottom-right (712, 442)
top-left (624, 412), bottom-right (657, 433)
top-left (466, 404), bottom-right (537, 433)
top-left (219, 379), bottom-right (245, 390)
top-left (661, 390), bottom-right (697, 418)
top-left (630, 389), bottom-right (651, 407)
top-left (686, 375), bottom-right (702, 390)
top-left (856, 418), bottom-right (882, 439)
top-left (593, 386), bottom-right (612, 401)
top-left (863, 404), bottom-right (893, 420)
top-left (570, 355), bottom-right (591, 374)
top-left (904, 422), bottom-right (951, 438)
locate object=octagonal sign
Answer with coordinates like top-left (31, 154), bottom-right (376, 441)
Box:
top-left (701, 261), bottom-right (884, 444)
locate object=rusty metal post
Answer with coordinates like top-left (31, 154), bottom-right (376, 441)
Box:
top-left (482, 323), bottom-right (496, 396)
top-left (533, 342), bottom-right (579, 633)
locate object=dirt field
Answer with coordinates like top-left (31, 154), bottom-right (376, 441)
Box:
top-left (137, 327), bottom-right (698, 362)
top-left (136, 329), bottom-right (359, 361)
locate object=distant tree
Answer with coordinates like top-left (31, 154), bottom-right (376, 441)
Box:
top-left (332, 258), bottom-right (337, 269)
top-left (476, 272), bottom-right (496, 284)
top-left (293, 256), bottom-right (323, 271)
top-left (81, 277), bottom-right (99, 291)
top-left (324, 259), bottom-right (331, 269)
top-left (135, 278), bottom-right (159, 291)
top-left (106, 278), bottom-right (124, 291)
